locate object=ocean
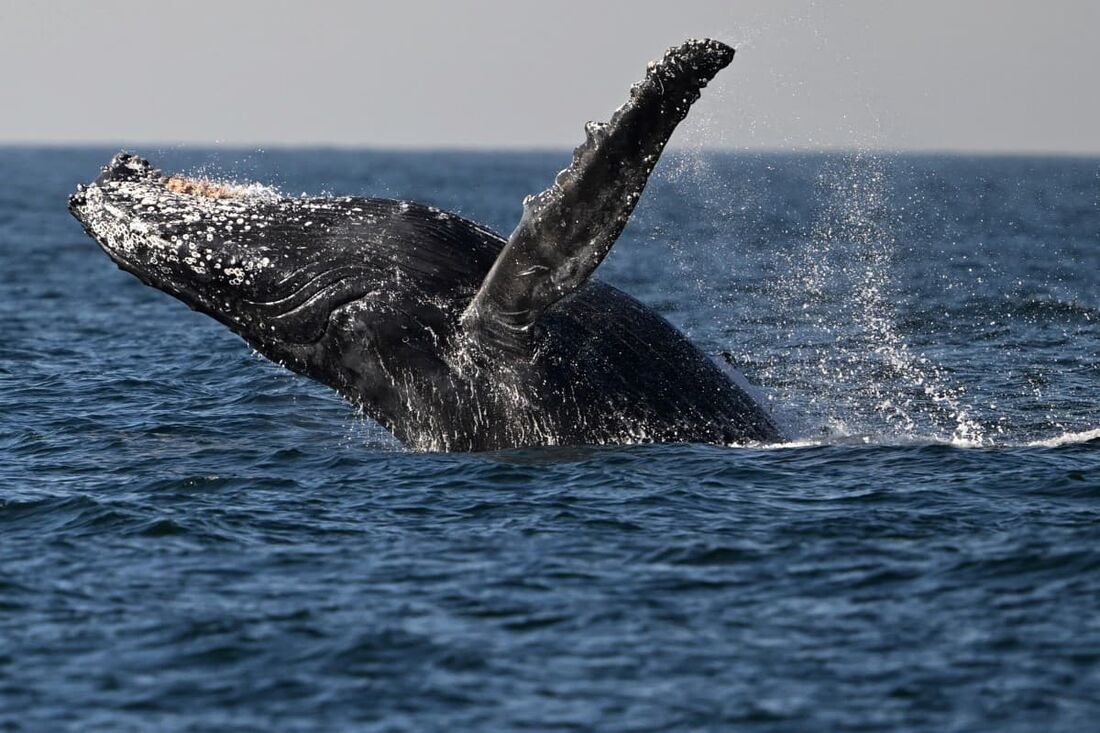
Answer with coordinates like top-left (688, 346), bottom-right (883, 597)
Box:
top-left (1, 147), bottom-right (1097, 731)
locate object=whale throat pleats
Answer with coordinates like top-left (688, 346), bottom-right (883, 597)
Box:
top-left (461, 39), bottom-right (735, 353)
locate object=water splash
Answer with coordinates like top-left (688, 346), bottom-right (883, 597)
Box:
top-left (773, 152), bottom-right (986, 444)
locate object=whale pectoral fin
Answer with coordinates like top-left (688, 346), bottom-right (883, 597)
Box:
top-left (461, 39), bottom-right (735, 352)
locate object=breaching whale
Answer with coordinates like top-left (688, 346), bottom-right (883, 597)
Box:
top-left (69, 39), bottom-right (782, 451)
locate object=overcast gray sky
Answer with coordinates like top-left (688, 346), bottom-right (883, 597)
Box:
top-left (3, 1), bottom-right (1099, 153)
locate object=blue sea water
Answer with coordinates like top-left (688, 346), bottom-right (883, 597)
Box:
top-left (1, 147), bottom-right (1098, 732)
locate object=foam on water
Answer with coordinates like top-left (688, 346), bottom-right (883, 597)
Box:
top-left (1026, 428), bottom-right (1100, 448)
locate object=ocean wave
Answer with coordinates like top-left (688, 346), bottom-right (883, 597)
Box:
top-left (1026, 428), bottom-right (1100, 448)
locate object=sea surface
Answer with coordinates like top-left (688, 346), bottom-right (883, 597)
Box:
top-left (1, 147), bottom-right (1098, 732)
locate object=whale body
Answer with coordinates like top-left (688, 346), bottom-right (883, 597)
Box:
top-left (69, 39), bottom-right (782, 451)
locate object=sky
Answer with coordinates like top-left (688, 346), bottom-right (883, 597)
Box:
top-left (3, 1), bottom-right (1099, 153)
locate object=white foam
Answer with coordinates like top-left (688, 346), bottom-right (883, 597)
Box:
top-left (752, 427), bottom-right (1100, 451)
top-left (1026, 428), bottom-right (1100, 448)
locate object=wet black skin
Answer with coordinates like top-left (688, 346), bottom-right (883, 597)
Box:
top-left (69, 40), bottom-right (783, 451)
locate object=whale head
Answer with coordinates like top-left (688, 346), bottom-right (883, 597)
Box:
top-left (71, 152), bottom-right (496, 345)
top-left (70, 153), bottom-right (348, 345)
top-left (69, 152), bottom-right (503, 435)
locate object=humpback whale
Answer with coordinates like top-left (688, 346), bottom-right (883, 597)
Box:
top-left (68, 39), bottom-right (782, 451)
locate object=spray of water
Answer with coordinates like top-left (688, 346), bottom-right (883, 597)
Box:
top-left (791, 153), bottom-right (986, 444)
top-left (647, 11), bottom-right (995, 446)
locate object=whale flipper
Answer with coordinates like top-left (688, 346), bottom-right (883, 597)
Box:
top-left (462, 39), bottom-right (734, 352)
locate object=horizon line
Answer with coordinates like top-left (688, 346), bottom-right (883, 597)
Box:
top-left (2, 140), bottom-right (1099, 160)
